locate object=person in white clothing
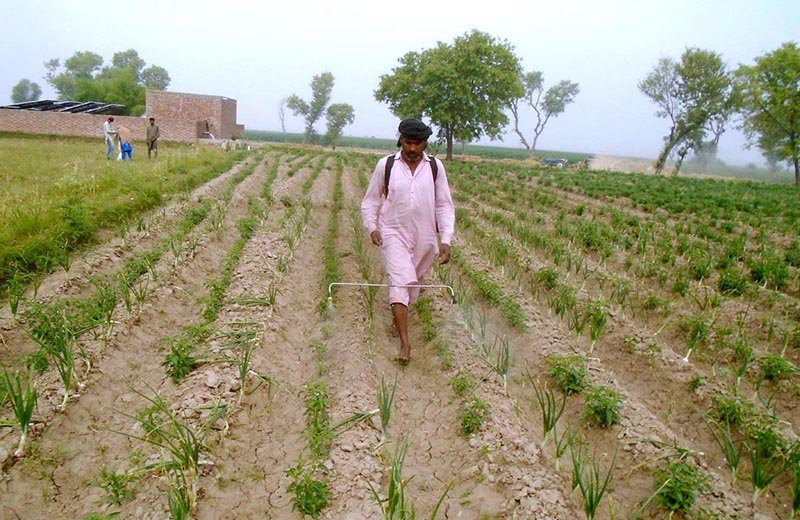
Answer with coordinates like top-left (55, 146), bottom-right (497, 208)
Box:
top-left (103, 116), bottom-right (118, 159)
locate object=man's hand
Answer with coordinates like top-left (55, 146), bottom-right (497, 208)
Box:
top-left (370, 230), bottom-right (383, 246)
top-left (438, 243), bottom-right (451, 265)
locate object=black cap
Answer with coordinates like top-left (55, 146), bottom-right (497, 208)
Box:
top-left (397, 119), bottom-right (432, 146)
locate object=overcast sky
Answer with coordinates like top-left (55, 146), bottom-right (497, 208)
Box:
top-left (1, 0), bottom-right (796, 165)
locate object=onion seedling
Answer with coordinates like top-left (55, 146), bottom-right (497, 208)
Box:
top-left (376, 371), bottom-right (397, 445)
top-left (702, 415), bottom-right (742, 484)
top-left (5, 273), bottom-right (30, 317)
top-left (116, 387), bottom-right (227, 516)
top-left (25, 306), bottom-right (77, 410)
top-left (2, 369), bottom-right (37, 458)
top-left (526, 371), bottom-right (566, 449)
top-left (587, 299), bottom-right (607, 353)
top-left (745, 416), bottom-right (791, 505)
top-left (552, 421), bottom-right (575, 472)
top-left (166, 469), bottom-right (192, 520)
top-left (681, 314), bottom-right (711, 363)
top-left (572, 448), bottom-right (616, 520)
top-left (222, 327), bottom-right (274, 406)
top-left (367, 439), bottom-right (453, 520)
top-left (479, 333), bottom-right (511, 392)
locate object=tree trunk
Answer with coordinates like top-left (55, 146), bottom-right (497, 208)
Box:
top-left (654, 144), bottom-right (672, 174)
top-left (794, 157), bottom-right (799, 187)
top-left (672, 147), bottom-right (689, 175)
top-left (530, 132), bottom-right (541, 160)
top-left (445, 130), bottom-right (454, 160)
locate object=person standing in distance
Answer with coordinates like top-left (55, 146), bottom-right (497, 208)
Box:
top-left (103, 116), bottom-right (118, 159)
top-left (360, 119), bottom-right (456, 364)
top-left (146, 117), bottom-right (160, 159)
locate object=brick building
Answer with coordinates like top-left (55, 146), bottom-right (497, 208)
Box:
top-left (0, 90), bottom-right (244, 143)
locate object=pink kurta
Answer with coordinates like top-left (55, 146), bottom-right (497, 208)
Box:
top-left (361, 151), bottom-right (455, 305)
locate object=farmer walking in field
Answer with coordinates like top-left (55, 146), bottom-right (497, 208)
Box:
top-left (103, 116), bottom-right (118, 159)
top-left (361, 119), bottom-right (455, 364)
top-left (146, 117), bottom-right (160, 159)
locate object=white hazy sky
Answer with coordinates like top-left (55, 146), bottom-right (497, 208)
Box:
top-left (1, 0), bottom-right (796, 165)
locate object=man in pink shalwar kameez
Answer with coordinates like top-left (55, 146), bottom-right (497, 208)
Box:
top-left (361, 119), bottom-right (456, 364)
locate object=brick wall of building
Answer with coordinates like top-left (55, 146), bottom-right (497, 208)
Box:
top-left (0, 90), bottom-right (243, 143)
top-left (220, 98), bottom-right (245, 139)
top-left (146, 90), bottom-right (243, 140)
top-left (0, 109), bottom-right (198, 142)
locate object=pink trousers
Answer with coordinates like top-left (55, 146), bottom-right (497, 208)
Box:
top-left (380, 235), bottom-right (438, 306)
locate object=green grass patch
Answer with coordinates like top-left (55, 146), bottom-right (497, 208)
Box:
top-left (0, 134), bottom-right (250, 294)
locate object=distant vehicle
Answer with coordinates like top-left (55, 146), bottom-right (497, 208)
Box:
top-left (542, 157), bottom-right (569, 168)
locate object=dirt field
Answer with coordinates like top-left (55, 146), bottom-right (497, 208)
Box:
top-left (0, 148), bottom-right (795, 519)
top-left (588, 155), bottom-right (655, 174)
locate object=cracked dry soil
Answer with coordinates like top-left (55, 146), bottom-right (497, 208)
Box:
top-left (0, 146), bottom-right (795, 520)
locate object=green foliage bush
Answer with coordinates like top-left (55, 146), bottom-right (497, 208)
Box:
top-left (653, 460), bottom-right (710, 513)
top-left (459, 397), bottom-right (491, 436)
top-left (583, 386), bottom-right (624, 427)
top-left (546, 355), bottom-right (587, 395)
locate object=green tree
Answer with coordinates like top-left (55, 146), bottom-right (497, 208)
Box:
top-left (45, 51), bottom-right (104, 100)
top-left (11, 79), bottom-right (42, 103)
top-left (639, 48), bottom-right (735, 174)
top-left (376, 30), bottom-right (523, 160)
top-left (111, 49), bottom-right (146, 82)
top-left (287, 72), bottom-right (335, 144)
top-left (509, 71), bottom-right (580, 157)
top-left (42, 49), bottom-right (169, 115)
top-left (737, 41), bottom-right (800, 186)
top-left (323, 103), bottom-right (355, 149)
top-left (141, 65), bottom-right (171, 90)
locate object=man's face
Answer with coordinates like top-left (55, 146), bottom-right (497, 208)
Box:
top-left (400, 137), bottom-right (426, 163)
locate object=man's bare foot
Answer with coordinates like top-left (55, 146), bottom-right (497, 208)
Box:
top-left (394, 346), bottom-right (411, 364)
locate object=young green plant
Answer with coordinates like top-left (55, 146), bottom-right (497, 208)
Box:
top-left (116, 388), bottom-right (228, 516)
top-left (376, 371), bottom-right (397, 445)
top-left (571, 446), bottom-right (616, 520)
top-left (479, 333), bottom-right (511, 393)
top-left (702, 414), bottom-right (742, 484)
top-left (222, 327), bottom-right (274, 406)
top-left (367, 439), bottom-right (453, 520)
top-left (526, 371), bottom-right (567, 449)
top-left (2, 369), bottom-right (37, 458)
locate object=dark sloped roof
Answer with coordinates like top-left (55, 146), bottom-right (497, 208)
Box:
top-left (1, 100), bottom-right (125, 114)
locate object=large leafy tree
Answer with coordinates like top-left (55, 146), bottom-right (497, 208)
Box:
top-left (323, 103), bottom-right (355, 149)
top-left (509, 71), bottom-right (580, 157)
top-left (43, 49), bottom-right (170, 115)
top-left (111, 49), bottom-right (146, 82)
top-left (639, 48), bottom-right (735, 174)
top-left (376, 30), bottom-right (523, 159)
top-left (737, 41), bottom-right (800, 186)
top-left (11, 79), bottom-right (42, 103)
top-left (286, 72), bottom-right (335, 144)
top-left (140, 65), bottom-right (170, 90)
top-left (45, 51), bottom-right (103, 100)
